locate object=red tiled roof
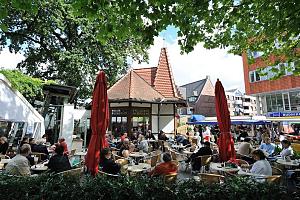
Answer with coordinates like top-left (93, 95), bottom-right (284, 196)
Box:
top-left (133, 67), bottom-right (157, 86)
top-left (153, 48), bottom-right (178, 98)
top-left (108, 70), bottom-right (164, 102)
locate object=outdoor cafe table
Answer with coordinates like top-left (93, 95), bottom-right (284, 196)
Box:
top-left (31, 164), bottom-right (48, 174)
top-left (123, 163), bottom-right (151, 174)
top-left (210, 162), bottom-right (240, 175)
top-left (129, 152), bottom-right (148, 163)
top-left (75, 152), bottom-right (87, 159)
top-left (276, 159), bottom-right (300, 168)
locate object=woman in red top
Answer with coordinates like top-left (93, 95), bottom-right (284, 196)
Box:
top-left (149, 153), bottom-right (178, 177)
top-left (58, 137), bottom-right (69, 155)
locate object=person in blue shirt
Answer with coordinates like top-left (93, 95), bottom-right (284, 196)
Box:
top-left (259, 137), bottom-right (275, 156)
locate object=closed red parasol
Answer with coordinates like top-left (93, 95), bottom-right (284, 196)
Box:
top-left (85, 71), bottom-right (109, 176)
top-left (215, 79), bottom-right (235, 162)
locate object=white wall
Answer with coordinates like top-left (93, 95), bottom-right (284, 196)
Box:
top-left (160, 104), bottom-right (174, 114)
top-left (152, 104), bottom-right (158, 114)
top-left (151, 116), bottom-right (158, 133)
top-left (132, 102), bottom-right (151, 107)
top-left (160, 116), bottom-right (174, 133)
top-left (60, 104), bottom-right (74, 149)
top-left (110, 102), bottom-right (129, 107)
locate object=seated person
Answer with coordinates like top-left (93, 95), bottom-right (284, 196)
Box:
top-left (237, 138), bottom-right (254, 156)
top-left (138, 135), bottom-right (149, 153)
top-left (250, 149), bottom-right (272, 176)
top-left (0, 136), bottom-right (9, 155)
top-left (20, 137), bottom-right (29, 148)
top-left (118, 139), bottom-right (130, 156)
top-left (99, 148), bottom-right (121, 175)
top-left (58, 137), bottom-right (69, 155)
top-left (158, 130), bottom-right (169, 141)
top-left (29, 138), bottom-right (37, 151)
top-left (176, 133), bottom-right (189, 146)
top-left (145, 130), bottom-right (156, 140)
top-left (47, 145), bottom-right (71, 173)
top-left (149, 153), bottom-right (178, 177)
top-left (259, 137), bottom-right (275, 156)
top-left (187, 141), bottom-right (212, 171)
top-left (32, 139), bottom-right (49, 160)
top-left (120, 132), bottom-right (128, 142)
top-left (5, 144), bottom-right (31, 176)
top-left (130, 132), bottom-right (139, 142)
top-left (280, 140), bottom-right (294, 158)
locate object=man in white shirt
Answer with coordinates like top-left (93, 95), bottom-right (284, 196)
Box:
top-left (5, 144), bottom-right (31, 176)
top-left (250, 149), bottom-right (272, 176)
top-left (280, 140), bottom-right (294, 157)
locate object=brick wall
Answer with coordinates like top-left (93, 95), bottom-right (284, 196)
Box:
top-left (242, 53), bottom-right (300, 95)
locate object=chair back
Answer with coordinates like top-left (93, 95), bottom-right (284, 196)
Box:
top-left (198, 173), bottom-right (224, 184)
top-left (265, 175), bottom-right (281, 184)
top-left (170, 150), bottom-right (177, 161)
top-left (163, 173), bottom-right (177, 184)
top-left (291, 143), bottom-right (300, 153)
top-left (150, 155), bottom-right (159, 167)
top-left (98, 170), bottom-right (119, 177)
top-left (57, 167), bottom-right (82, 177)
top-left (70, 149), bottom-right (76, 156)
top-left (271, 166), bottom-right (283, 175)
top-left (191, 138), bottom-right (198, 145)
top-left (31, 152), bottom-right (44, 162)
top-left (200, 155), bottom-right (212, 166)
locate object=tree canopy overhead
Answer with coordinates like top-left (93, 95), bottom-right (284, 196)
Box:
top-left (0, 0), bottom-right (147, 99)
top-left (0, 0), bottom-right (299, 93)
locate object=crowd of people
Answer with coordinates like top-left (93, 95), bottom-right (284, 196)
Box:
top-left (0, 136), bottom-right (72, 176)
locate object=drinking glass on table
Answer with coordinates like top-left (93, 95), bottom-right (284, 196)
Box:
top-left (34, 156), bottom-right (39, 167)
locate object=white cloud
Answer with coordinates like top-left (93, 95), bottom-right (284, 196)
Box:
top-left (132, 37), bottom-right (245, 92)
top-left (0, 49), bottom-right (24, 69)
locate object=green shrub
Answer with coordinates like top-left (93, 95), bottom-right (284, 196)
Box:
top-left (0, 174), bottom-right (296, 200)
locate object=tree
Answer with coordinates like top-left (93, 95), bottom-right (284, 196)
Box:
top-left (0, 0), bottom-right (146, 99)
top-left (0, 0), bottom-right (299, 80)
top-left (0, 69), bottom-right (55, 103)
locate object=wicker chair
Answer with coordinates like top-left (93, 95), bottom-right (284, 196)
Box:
top-left (98, 170), bottom-right (119, 177)
top-left (198, 173), bottom-right (225, 184)
top-left (272, 166), bottom-right (283, 175)
top-left (57, 167), bottom-right (82, 177)
top-left (163, 173), bottom-right (177, 184)
top-left (265, 175), bottom-right (282, 184)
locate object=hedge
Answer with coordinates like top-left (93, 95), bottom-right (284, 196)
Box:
top-left (0, 174), bottom-right (298, 200)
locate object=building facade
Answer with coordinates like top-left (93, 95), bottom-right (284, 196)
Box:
top-left (242, 52), bottom-right (300, 116)
top-left (108, 48), bottom-right (185, 135)
top-left (178, 76), bottom-right (216, 117)
top-left (226, 89), bottom-right (258, 116)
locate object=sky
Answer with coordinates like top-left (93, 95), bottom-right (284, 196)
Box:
top-left (0, 26), bottom-right (245, 92)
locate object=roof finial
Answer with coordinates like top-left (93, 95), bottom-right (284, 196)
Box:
top-left (162, 33), bottom-right (167, 48)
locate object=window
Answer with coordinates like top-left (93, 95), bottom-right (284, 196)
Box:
top-left (188, 96), bottom-right (197, 102)
top-left (290, 91), bottom-right (300, 111)
top-left (255, 71), bottom-right (260, 81)
top-left (249, 71), bottom-right (255, 83)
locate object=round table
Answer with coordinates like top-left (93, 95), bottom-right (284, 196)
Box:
top-left (0, 159), bottom-right (10, 164)
top-left (182, 150), bottom-right (194, 156)
top-left (124, 163), bottom-right (151, 173)
top-left (210, 162), bottom-right (240, 174)
top-left (129, 152), bottom-right (148, 163)
top-left (276, 159), bottom-right (300, 167)
top-left (31, 164), bottom-right (48, 173)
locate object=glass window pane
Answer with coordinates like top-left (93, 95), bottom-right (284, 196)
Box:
top-left (276, 94), bottom-right (284, 111)
top-left (290, 91), bottom-right (300, 111)
top-left (266, 95), bottom-right (272, 112)
top-left (283, 93), bottom-right (290, 111)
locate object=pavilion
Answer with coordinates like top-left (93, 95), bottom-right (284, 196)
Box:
top-left (108, 48), bottom-right (185, 136)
